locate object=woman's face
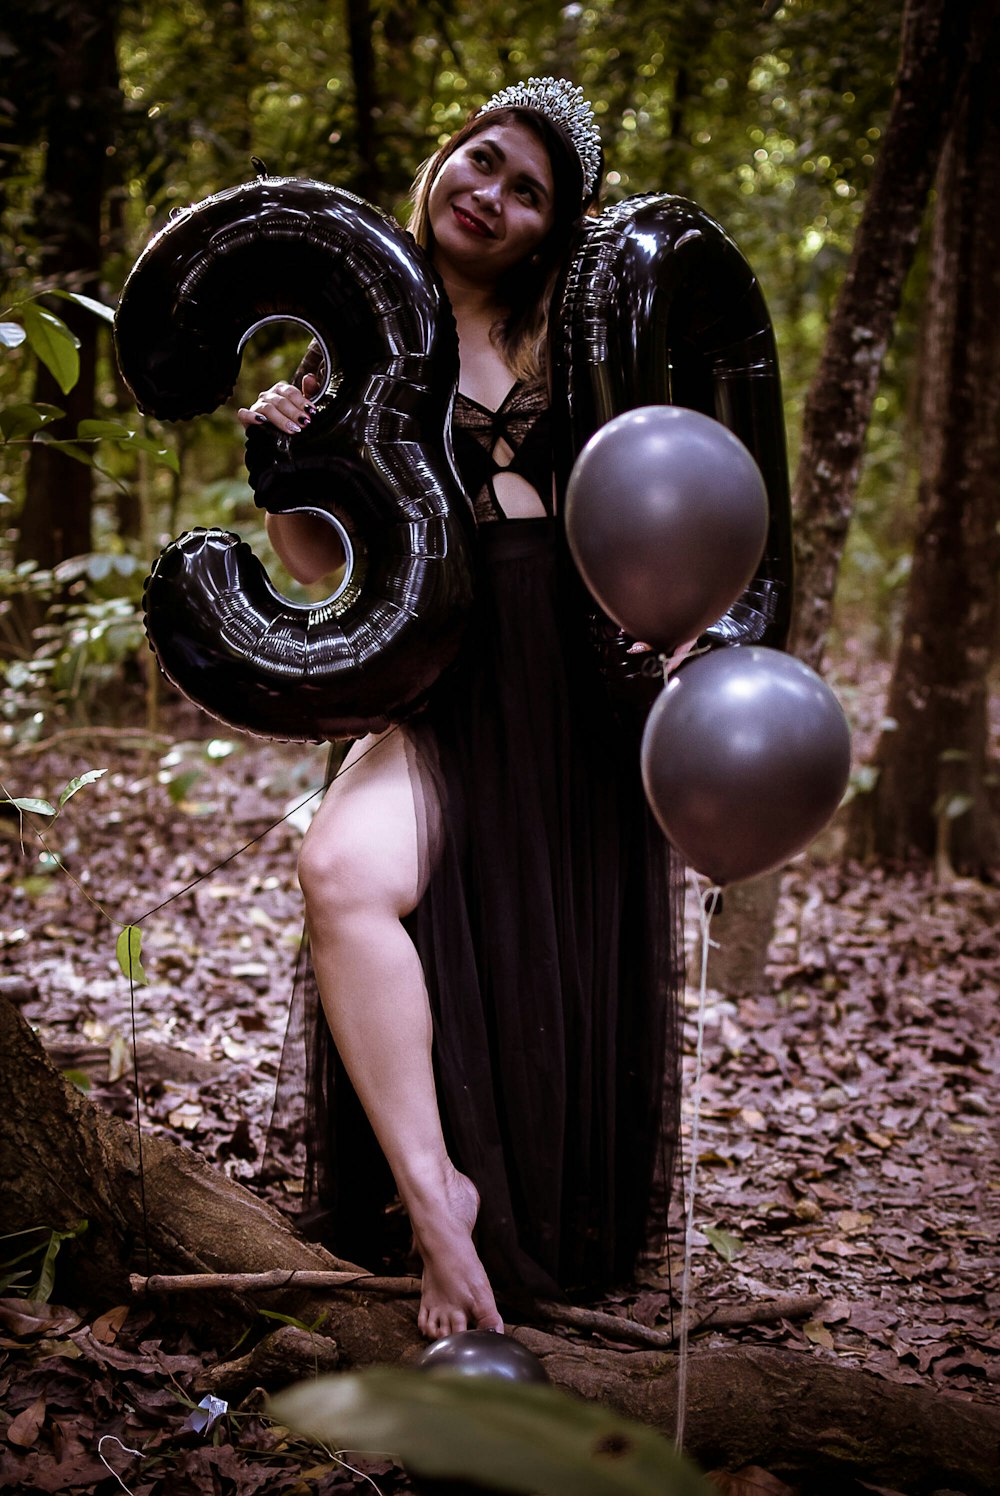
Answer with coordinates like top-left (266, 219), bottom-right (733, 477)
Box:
top-left (427, 119), bottom-right (557, 286)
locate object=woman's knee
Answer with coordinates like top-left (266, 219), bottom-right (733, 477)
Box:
top-left (298, 820), bottom-right (360, 913)
top-left (297, 815), bottom-right (419, 923)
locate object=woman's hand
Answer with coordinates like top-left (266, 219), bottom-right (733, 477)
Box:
top-left (238, 373), bottom-right (322, 433)
top-left (238, 371), bottom-right (344, 582)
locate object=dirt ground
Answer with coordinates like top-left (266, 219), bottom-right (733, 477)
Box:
top-left (1, 678), bottom-right (997, 1493)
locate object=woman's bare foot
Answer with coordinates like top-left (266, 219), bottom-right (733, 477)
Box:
top-left (408, 1163), bottom-right (503, 1340)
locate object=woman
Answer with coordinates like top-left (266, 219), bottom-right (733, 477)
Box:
top-left (241, 79), bottom-right (683, 1340)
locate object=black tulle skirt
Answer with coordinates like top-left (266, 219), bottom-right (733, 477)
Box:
top-left (270, 517), bottom-right (684, 1306)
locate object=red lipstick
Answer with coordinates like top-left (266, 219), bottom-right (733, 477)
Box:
top-left (452, 205), bottom-right (495, 238)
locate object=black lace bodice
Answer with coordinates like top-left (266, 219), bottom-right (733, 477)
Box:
top-left (451, 380), bottom-right (553, 523)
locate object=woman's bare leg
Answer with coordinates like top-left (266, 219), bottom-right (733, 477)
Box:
top-left (298, 727), bottom-right (502, 1339)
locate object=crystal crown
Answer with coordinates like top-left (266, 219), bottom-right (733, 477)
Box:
top-left (478, 76), bottom-right (602, 199)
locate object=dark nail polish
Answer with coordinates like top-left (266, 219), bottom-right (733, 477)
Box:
top-left (300, 415), bottom-right (311, 426)
top-left (254, 413), bottom-right (266, 424)
top-left (305, 404), bottom-right (318, 415)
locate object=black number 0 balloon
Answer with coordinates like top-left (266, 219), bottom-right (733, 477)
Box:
top-left (550, 194), bottom-right (795, 700)
top-left (114, 176), bottom-right (476, 742)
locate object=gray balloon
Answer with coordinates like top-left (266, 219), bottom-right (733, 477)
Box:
top-left (565, 406), bottom-right (768, 650)
top-left (640, 647), bottom-right (852, 886)
top-left (414, 1330), bottom-right (548, 1383)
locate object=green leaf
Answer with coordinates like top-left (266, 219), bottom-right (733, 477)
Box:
top-left (165, 768), bottom-right (203, 805)
top-left (30, 433), bottom-right (95, 466)
top-left (76, 418), bottom-right (137, 440)
top-left (703, 1226), bottom-right (743, 1263)
top-left (0, 1229), bottom-right (50, 1271)
top-left (30, 1219), bottom-right (88, 1302)
top-left (3, 795), bottom-right (57, 817)
top-left (0, 1270), bottom-right (32, 1294)
top-left (75, 419), bottom-right (179, 473)
top-left (62, 1068), bottom-right (92, 1093)
top-left (58, 768), bottom-right (107, 808)
top-left (270, 1369), bottom-right (711, 1496)
top-left (258, 1308), bottom-right (325, 1333)
top-left (20, 303), bottom-right (80, 394)
top-left (49, 289), bottom-right (117, 325)
top-left (129, 434), bottom-right (179, 472)
top-left (0, 321), bottom-right (27, 348)
top-left (0, 403), bottom-right (65, 441)
top-left (116, 925), bottom-right (148, 986)
top-left (53, 552), bottom-right (144, 586)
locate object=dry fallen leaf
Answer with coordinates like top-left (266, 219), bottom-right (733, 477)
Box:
top-left (91, 1304), bottom-right (130, 1345)
top-left (0, 1299), bottom-right (81, 1338)
top-left (836, 1210), bottom-right (873, 1235)
top-left (7, 1393), bottom-right (46, 1448)
top-left (709, 1463), bottom-right (798, 1495)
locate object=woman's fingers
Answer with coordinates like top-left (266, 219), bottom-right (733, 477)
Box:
top-left (236, 380), bottom-right (319, 433)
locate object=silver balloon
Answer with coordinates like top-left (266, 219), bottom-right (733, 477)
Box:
top-left (414, 1330), bottom-right (548, 1383)
top-left (640, 647), bottom-right (852, 886)
top-left (564, 405), bottom-right (768, 651)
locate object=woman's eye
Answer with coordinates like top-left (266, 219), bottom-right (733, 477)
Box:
top-left (516, 185), bottom-right (538, 205)
top-left (472, 149), bottom-right (491, 167)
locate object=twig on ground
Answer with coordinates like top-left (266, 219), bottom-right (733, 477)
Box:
top-left (11, 726), bottom-right (172, 755)
top-left (535, 1294), bottom-right (826, 1349)
top-left (130, 1268), bottom-right (422, 1297)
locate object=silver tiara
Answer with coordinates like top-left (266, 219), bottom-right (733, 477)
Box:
top-left (478, 76), bottom-right (602, 199)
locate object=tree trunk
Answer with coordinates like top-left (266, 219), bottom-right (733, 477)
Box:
top-left (711, 0), bottom-right (981, 980)
top-left (850, 6), bottom-right (1000, 874)
top-left (14, 0), bottom-right (121, 572)
top-left (706, 872), bottom-right (783, 998)
top-left (345, 0), bottom-right (382, 202)
top-left (3, 992), bottom-right (999, 1492)
top-left (790, 0), bottom-right (980, 672)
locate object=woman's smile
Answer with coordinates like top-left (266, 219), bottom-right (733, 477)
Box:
top-left (452, 204), bottom-right (496, 238)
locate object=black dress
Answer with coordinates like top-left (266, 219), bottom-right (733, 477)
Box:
top-left (276, 380), bottom-right (685, 1306)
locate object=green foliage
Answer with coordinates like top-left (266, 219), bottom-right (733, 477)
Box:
top-left (1, 768), bottom-right (107, 831)
top-left (1, 297), bottom-right (177, 477)
top-left (703, 1226), bottom-right (743, 1263)
top-left (0, 0), bottom-right (923, 714)
top-left (115, 924), bottom-right (148, 986)
top-left (16, 303), bottom-right (81, 394)
top-left (0, 551), bottom-right (148, 740)
top-left (271, 1368), bottom-right (712, 1495)
top-left (0, 1221), bottom-right (88, 1300)
top-left (157, 736), bottom-right (241, 809)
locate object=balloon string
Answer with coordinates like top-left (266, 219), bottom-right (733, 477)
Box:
top-left (126, 937), bottom-right (151, 1277)
top-left (675, 874), bottom-right (721, 1453)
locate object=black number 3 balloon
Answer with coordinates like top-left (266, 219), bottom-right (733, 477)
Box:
top-left (114, 175), bottom-right (476, 742)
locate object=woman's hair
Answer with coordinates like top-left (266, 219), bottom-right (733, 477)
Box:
top-left (408, 107), bottom-right (601, 384)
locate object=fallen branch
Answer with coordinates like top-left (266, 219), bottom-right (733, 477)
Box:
top-left (10, 726), bottom-right (172, 755)
top-left (131, 1268), bottom-right (421, 1298)
top-left (537, 1294), bottom-right (826, 1350)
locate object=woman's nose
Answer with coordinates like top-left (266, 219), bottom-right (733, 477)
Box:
top-left (472, 182), bottom-right (502, 213)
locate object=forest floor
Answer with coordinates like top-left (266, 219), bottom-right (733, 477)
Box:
top-left (0, 667), bottom-right (998, 1494)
